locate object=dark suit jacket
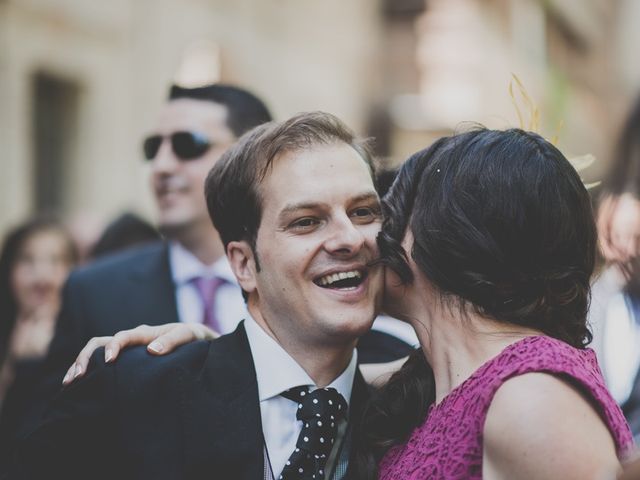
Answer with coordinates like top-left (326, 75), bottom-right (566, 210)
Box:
top-left (0, 243), bottom-right (178, 469)
top-left (47, 242), bottom-right (178, 372)
top-left (8, 323), bottom-right (370, 480)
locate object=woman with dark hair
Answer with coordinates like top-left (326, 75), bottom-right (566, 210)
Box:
top-left (63, 128), bottom-right (632, 479)
top-left (0, 217), bottom-right (77, 464)
top-left (366, 128), bottom-right (632, 479)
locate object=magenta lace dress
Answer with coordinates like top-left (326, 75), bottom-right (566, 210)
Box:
top-left (378, 336), bottom-right (633, 480)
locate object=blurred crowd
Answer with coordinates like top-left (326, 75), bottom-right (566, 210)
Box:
top-left (0, 211), bottom-right (159, 457)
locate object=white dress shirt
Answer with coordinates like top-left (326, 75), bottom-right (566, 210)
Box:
top-left (602, 291), bottom-right (640, 404)
top-left (169, 242), bottom-right (248, 334)
top-left (244, 316), bottom-right (357, 479)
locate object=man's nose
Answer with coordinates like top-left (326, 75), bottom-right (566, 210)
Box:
top-left (150, 139), bottom-right (180, 173)
top-left (324, 215), bottom-right (366, 256)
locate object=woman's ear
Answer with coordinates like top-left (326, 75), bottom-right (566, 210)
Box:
top-left (227, 241), bottom-right (257, 294)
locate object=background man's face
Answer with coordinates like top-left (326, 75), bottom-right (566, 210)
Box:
top-left (148, 99), bottom-right (236, 236)
top-left (250, 142), bottom-right (383, 349)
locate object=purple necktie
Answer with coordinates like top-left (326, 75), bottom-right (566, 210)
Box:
top-left (191, 276), bottom-right (226, 333)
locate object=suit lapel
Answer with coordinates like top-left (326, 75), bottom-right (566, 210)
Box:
top-left (180, 323), bottom-right (263, 480)
top-left (349, 368), bottom-right (370, 426)
top-left (127, 243), bottom-right (179, 326)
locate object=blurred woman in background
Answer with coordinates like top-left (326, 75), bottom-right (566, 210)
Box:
top-left (597, 96), bottom-right (640, 268)
top-left (591, 96), bottom-right (640, 441)
top-left (0, 217), bottom-right (77, 465)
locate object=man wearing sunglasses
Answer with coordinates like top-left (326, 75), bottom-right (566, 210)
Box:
top-left (45, 84), bottom-right (272, 375)
top-left (0, 84), bottom-right (273, 465)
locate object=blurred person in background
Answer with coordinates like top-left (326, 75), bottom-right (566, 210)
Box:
top-left (0, 217), bottom-right (77, 464)
top-left (0, 83), bottom-right (273, 469)
top-left (45, 83), bottom-right (273, 390)
top-left (597, 96), bottom-right (640, 269)
top-left (591, 96), bottom-right (640, 440)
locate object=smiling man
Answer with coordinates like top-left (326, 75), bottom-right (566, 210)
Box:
top-left (10, 112), bottom-right (382, 480)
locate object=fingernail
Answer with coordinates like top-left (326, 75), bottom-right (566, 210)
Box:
top-left (73, 364), bottom-right (83, 378)
top-left (105, 348), bottom-right (113, 363)
top-left (62, 367), bottom-right (73, 384)
top-left (148, 341), bottom-right (164, 353)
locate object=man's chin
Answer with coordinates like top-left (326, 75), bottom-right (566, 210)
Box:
top-left (327, 310), bottom-right (375, 337)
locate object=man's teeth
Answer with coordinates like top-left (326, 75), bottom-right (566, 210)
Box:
top-left (317, 270), bottom-right (362, 287)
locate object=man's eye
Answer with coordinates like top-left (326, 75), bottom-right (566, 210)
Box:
top-left (352, 207), bottom-right (380, 221)
top-left (289, 218), bottom-right (319, 230)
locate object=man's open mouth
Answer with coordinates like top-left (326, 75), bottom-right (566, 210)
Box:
top-left (313, 270), bottom-right (366, 290)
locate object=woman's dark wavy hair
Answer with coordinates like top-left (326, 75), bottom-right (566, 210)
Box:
top-left (352, 128), bottom-right (597, 478)
top-left (0, 217), bottom-right (77, 369)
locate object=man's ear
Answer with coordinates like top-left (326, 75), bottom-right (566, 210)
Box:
top-left (227, 241), bottom-right (257, 293)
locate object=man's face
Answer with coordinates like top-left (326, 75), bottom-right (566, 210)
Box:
top-left (148, 99), bottom-right (236, 235)
top-left (248, 143), bottom-right (383, 348)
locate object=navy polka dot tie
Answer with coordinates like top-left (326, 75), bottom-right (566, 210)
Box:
top-left (279, 386), bottom-right (347, 480)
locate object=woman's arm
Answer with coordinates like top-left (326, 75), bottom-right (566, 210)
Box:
top-left (483, 372), bottom-right (621, 480)
top-left (61, 322), bottom-right (217, 385)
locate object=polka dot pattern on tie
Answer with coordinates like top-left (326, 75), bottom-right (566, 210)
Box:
top-left (279, 386), bottom-right (347, 480)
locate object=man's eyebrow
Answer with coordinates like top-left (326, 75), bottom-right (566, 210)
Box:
top-left (278, 202), bottom-right (322, 219)
top-left (350, 191), bottom-right (380, 205)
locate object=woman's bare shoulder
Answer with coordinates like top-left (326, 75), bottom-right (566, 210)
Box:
top-left (482, 372), bottom-right (620, 480)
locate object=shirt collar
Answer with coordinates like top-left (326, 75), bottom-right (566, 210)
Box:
top-left (243, 316), bottom-right (357, 408)
top-left (168, 242), bottom-right (237, 285)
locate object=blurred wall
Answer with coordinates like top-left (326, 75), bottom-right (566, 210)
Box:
top-left (2, 0), bottom-right (640, 235)
top-left (0, 0), bottom-right (381, 232)
top-left (385, 0), bottom-right (640, 181)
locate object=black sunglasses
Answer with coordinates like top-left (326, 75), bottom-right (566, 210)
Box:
top-left (142, 131), bottom-right (211, 161)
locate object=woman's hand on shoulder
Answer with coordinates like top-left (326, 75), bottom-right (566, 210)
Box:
top-left (483, 372), bottom-right (620, 480)
top-left (62, 323), bottom-right (218, 385)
